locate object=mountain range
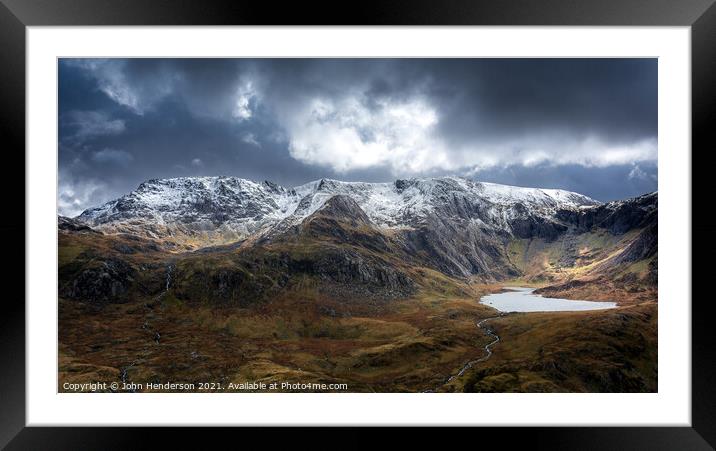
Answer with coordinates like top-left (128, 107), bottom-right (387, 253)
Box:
top-left (60, 176), bottom-right (657, 306)
top-left (76, 176), bottom-right (597, 245)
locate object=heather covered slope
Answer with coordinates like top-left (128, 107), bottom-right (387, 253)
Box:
top-left (459, 302), bottom-right (657, 393)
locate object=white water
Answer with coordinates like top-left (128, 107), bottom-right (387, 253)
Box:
top-left (480, 287), bottom-right (617, 313)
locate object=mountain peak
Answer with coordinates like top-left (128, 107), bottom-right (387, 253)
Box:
top-left (313, 195), bottom-right (371, 226)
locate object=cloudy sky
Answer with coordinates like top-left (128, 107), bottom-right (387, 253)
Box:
top-left (58, 58), bottom-right (657, 217)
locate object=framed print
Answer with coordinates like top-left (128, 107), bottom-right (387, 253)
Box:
top-left (3, 0), bottom-right (715, 448)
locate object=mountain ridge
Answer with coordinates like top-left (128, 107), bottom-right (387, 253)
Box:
top-left (75, 175), bottom-right (605, 250)
top-left (62, 175), bottom-right (657, 288)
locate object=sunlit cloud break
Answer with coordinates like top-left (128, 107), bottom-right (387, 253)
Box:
top-left (279, 93), bottom-right (656, 175)
top-left (283, 95), bottom-right (446, 173)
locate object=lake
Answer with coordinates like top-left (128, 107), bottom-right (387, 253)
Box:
top-left (480, 287), bottom-right (617, 313)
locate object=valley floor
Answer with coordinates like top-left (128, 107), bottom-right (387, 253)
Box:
top-left (58, 282), bottom-right (657, 393)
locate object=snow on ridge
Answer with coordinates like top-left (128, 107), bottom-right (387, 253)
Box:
top-left (76, 175), bottom-right (599, 238)
top-left (289, 176), bottom-right (598, 224)
top-left (478, 181), bottom-right (598, 208)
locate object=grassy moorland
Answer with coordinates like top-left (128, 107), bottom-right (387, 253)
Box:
top-left (445, 303), bottom-right (656, 392)
top-left (59, 290), bottom-right (657, 392)
top-left (59, 276), bottom-right (505, 392)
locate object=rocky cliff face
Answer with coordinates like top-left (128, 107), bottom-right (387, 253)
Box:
top-left (60, 257), bottom-right (138, 304)
top-left (555, 192), bottom-right (657, 235)
top-left (58, 215), bottom-right (101, 234)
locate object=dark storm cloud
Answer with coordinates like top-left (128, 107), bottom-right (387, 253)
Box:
top-left (58, 58), bottom-right (657, 216)
top-left (430, 59), bottom-right (656, 144)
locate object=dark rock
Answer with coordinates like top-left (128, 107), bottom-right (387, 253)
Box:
top-left (394, 178), bottom-right (416, 193)
top-left (58, 216), bottom-right (100, 234)
top-left (311, 195), bottom-right (371, 226)
top-left (612, 223), bottom-right (658, 265)
top-left (63, 258), bottom-right (137, 303)
top-left (510, 216), bottom-right (567, 241)
top-left (113, 243), bottom-right (136, 254)
top-left (399, 215), bottom-right (519, 279)
top-left (556, 192), bottom-right (657, 235)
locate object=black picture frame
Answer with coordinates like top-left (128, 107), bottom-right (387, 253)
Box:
top-left (2, 0), bottom-right (714, 448)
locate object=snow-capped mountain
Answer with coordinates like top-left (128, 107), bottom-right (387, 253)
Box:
top-left (76, 176), bottom-right (599, 247)
top-left (63, 176), bottom-right (656, 299)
